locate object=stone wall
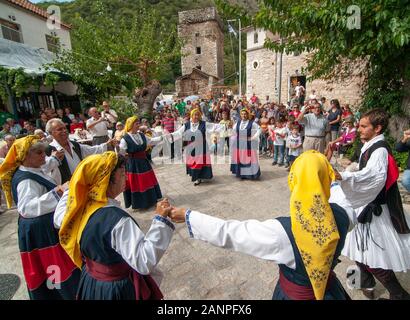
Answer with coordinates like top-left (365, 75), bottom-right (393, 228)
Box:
top-left (246, 48), bottom-right (364, 108)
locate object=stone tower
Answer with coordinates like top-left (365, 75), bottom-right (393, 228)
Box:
top-left (178, 7), bottom-right (224, 81)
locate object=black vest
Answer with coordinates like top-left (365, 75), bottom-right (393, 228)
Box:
top-left (47, 140), bottom-right (83, 184)
top-left (359, 140), bottom-right (410, 234)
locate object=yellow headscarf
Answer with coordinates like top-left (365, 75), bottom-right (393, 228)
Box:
top-left (59, 151), bottom-right (118, 268)
top-left (190, 108), bottom-right (202, 119)
top-left (0, 135), bottom-right (41, 208)
top-left (124, 116), bottom-right (139, 133)
top-left (240, 108), bottom-right (250, 116)
top-left (288, 150), bottom-right (339, 300)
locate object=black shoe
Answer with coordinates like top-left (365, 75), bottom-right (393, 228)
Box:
top-left (194, 179), bottom-right (202, 186)
top-left (278, 163), bottom-right (284, 167)
top-left (284, 163), bottom-right (290, 168)
top-left (272, 162), bottom-right (277, 166)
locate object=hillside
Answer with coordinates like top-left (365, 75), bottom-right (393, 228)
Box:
top-left (36, 0), bottom-right (258, 90)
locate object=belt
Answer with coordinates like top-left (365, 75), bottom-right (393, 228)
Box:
top-left (85, 257), bottom-right (163, 300)
top-left (305, 135), bottom-right (325, 138)
top-left (93, 135), bottom-right (108, 138)
top-left (128, 151), bottom-right (146, 159)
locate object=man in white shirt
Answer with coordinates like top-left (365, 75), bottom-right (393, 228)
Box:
top-left (101, 101), bottom-right (118, 127)
top-left (295, 81), bottom-right (305, 105)
top-left (334, 109), bottom-right (410, 300)
top-left (46, 118), bottom-right (117, 185)
top-left (86, 107), bottom-right (110, 146)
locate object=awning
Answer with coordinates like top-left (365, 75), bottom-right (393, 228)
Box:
top-left (0, 38), bottom-right (63, 76)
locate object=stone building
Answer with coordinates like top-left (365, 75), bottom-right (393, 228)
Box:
top-left (176, 7), bottom-right (224, 97)
top-left (244, 27), bottom-right (364, 107)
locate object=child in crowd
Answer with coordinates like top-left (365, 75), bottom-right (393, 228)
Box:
top-left (219, 111), bottom-right (232, 155)
top-left (272, 118), bottom-right (287, 166)
top-left (267, 117), bottom-right (276, 157)
top-left (284, 115), bottom-right (296, 168)
top-left (286, 124), bottom-right (303, 171)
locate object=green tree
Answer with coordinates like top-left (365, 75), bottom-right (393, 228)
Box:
top-left (217, 0), bottom-right (410, 120)
top-left (51, 1), bottom-right (180, 119)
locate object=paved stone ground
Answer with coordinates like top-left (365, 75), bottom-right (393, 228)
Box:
top-left (1, 155), bottom-right (409, 300)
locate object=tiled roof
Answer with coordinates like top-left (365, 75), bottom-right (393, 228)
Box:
top-left (4, 0), bottom-right (71, 29)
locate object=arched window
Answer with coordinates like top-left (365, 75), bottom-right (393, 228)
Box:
top-left (254, 32), bottom-right (259, 44)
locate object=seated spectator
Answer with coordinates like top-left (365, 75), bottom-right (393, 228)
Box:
top-left (0, 123), bottom-right (11, 140)
top-left (395, 129), bottom-right (410, 192)
top-left (65, 107), bottom-right (75, 121)
top-left (0, 134), bottom-right (15, 159)
top-left (57, 108), bottom-right (72, 131)
top-left (70, 117), bottom-right (85, 133)
top-left (20, 120), bottom-right (36, 136)
top-left (325, 117), bottom-right (356, 161)
top-left (36, 112), bottom-right (49, 131)
top-left (6, 118), bottom-right (22, 136)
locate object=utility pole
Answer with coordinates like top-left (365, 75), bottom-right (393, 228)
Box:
top-left (238, 18), bottom-right (242, 98)
top-left (227, 18), bottom-right (242, 97)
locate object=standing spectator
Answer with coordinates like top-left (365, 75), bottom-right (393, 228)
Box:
top-left (162, 110), bottom-right (176, 159)
top-left (86, 107), bottom-right (110, 146)
top-left (327, 99), bottom-right (342, 141)
top-left (272, 118), bottom-right (287, 166)
top-left (6, 118), bottom-right (22, 136)
top-left (295, 81), bottom-right (306, 105)
top-left (395, 129), bottom-right (410, 192)
top-left (114, 122), bottom-right (125, 142)
top-left (342, 104), bottom-right (353, 121)
top-left (250, 93), bottom-right (259, 105)
top-left (297, 103), bottom-right (329, 153)
top-left (309, 89), bottom-right (317, 100)
top-left (259, 110), bottom-right (269, 154)
top-left (289, 104), bottom-right (301, 119)
top-left (218, 111), bottom-right (232, 155)
top-left (286, 125), bottom-right (303, 170)
top-left (101, 101), bottom-right (118, 128)
top-left (36, 112), bottom-right (49, 131)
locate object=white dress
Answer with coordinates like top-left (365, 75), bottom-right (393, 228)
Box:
top-left (340, 134), bottom-right (410, 272)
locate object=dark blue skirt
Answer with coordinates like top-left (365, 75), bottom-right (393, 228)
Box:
top-left (77, 267), bottom-right (135, 300)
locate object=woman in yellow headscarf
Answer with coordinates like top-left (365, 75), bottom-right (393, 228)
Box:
top-left (168, 107), bottom-right (221, 186)
top-left (230, 108), bottom-right (261, 180)
top-left (167, 151), bottom-right (356, 300)
top-left (55, 152), bottom-right (175, 300)
top-left (0, 135), bottom-right (80, 300)
top-left (118, 116), bottom-right (163, 210)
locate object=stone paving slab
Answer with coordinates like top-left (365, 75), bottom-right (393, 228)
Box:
top-left (1, 156), bottom-right (410, 300)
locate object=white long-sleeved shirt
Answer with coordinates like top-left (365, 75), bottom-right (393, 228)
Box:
top-left (339, 134), bottom-right (388, 210)
top-left (49, 139), bottom-right (107, 185)
top-left (16, 166), bottom-right (60, 218)
top-left (119, 132), bottom-right (162, 155)
top-left (54, 192), bottom-right (174, 276)
top-left (184, 183), bottom-right (356, 270)
top-left (170, 121), bottom-right (222, 141)
top-left (232, 120), bottom-right (261, 141)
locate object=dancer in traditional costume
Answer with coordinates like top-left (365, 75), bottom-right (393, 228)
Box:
top-left (0, 135), bottom-right (80, 300)
top-left (168, 151), bottom-right (356, 300)
top-left (169, 108), bottom-right (220, 186)
top-left (119, 116), bottom-right (162, 209)
top-left (334, 109), bottom-right (410, 300)
top-left (57, 152), bottom-right (174, 300)
top-left (230, 108), bottom-right (261, 180)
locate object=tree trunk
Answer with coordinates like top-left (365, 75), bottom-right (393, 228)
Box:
top-left (133, 80), bottom-right (162, 120)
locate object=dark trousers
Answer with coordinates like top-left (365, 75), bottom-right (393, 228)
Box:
top-left (356, 262), bottom-right (410, 299)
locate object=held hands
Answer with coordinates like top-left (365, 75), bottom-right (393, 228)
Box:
top-left (333, 168), bottom-right (342, 181)
top-left (155, 199), bottom-right (186, 223)
top-left (107, 138), bottom-right (119, 148)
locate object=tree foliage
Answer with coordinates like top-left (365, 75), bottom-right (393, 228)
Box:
top-left (216, 0), bottom-right (410, 115)
top-left (50, 0), bottom-right (181, 103)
